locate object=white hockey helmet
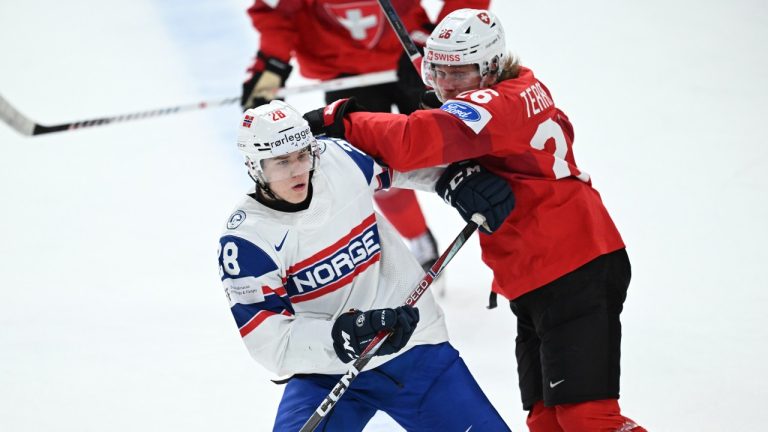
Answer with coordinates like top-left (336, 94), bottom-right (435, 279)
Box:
top-left (422, 9), bottom-right (506, 91)
top-left (237, 100), bottom-right (319, 184)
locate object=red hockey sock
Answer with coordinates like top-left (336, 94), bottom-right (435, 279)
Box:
top-left (527, 401), bottom-right (564, 432)
top-left (555, 399), bottom-right (646, 432)
top-left (373, 188), bottom-right (427, 239)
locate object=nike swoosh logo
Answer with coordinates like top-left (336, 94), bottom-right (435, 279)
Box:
top-left (549, 379), bottom-right (565, 388)
top-left (274, 231), bottom-right (289, 252)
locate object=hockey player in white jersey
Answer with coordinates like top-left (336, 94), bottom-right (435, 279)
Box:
top-left (217, 100), bottom-right (512, 431)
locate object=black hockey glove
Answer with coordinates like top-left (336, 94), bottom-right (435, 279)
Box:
top-left (395, 22), bottom-right (435, 114)
top-left (241, 51), bottom-right (293, 110)
top-left (419, 90), bottom-right (442, 109)
top-left (395, 52), bottom-right (427, 114)
top-left (331, 306), bottom-right (420, 363)
top-left (435, 161), bottom-right (515, 234)
top-left (302, 97), bottom-right (365, 138)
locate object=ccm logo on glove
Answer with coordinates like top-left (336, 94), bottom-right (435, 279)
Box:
top-left (435, 161), bottom-right (515, 234)
top-left (331, 306), bottom-right (419, 363)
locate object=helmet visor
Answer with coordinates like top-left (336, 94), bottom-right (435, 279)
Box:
top-left (259, 145), bottom-right (317, 183)
top-left (427, 63), bottom-right (482, 101)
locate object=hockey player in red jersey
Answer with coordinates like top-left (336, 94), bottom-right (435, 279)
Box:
top-left (240, 0), bottom-right (489, 281)
top-left (304, 8), bottom-right (647, 432)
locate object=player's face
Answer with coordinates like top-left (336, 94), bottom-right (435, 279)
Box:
top-left (261, 148), bottom-right (314, 203)
top-left (433, 64), bottom-right (482, 100)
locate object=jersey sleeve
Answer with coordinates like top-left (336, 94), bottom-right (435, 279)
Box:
top-left (389, 167), bottom-right (445, 191)
top-left (246, 0), bottom-right (302, 61)
top-left (342, 105), bottom-right (496, 172)
top-left (343, 77), bottom-right (591, 183)
top-left (218, 234), bottom-right (338, 376)
top-left (329, 137), bottom-right (444, 192)
top-left (408, 1), bottom-right (491, 31)
top-left (436, 0), bottom-right (491, 22)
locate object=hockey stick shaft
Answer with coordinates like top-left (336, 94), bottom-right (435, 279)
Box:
top-left (376, 0), bottom-right (423, 72)
top-left (299, 213), bottom-right (485, 432)
top-left (0, 70), bottom-right (396, 137)
top-left (278, 70), bottom-right (396, 98)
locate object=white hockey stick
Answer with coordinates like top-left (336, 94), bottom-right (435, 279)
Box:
top-left (277, 70), bottom-right (396, 98)
top-left (0, 70), bottom-right (397, 137)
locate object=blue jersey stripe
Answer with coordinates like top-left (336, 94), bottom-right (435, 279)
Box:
top-left (231, 294), bottom-right (292, 329)
top-left (326, 138), bottom-right (374, 184)
top-left (375, 167), bottom-right (392, 191)
top-left (219, 235), bottom-right (278, 281)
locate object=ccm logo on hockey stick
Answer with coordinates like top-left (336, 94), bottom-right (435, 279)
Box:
top-left (316, 366), bottom-right (361, 416)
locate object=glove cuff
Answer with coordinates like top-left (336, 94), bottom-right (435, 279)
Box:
top-left (325, 98), bottom-right (365, 136)
top-left (256, 51), bottom-right (293, 83)
top-left (322, 99), bottom-right (348, 128)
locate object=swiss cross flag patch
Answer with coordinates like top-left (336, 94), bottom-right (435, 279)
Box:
top-left (477, 12), bottom-right (490, 24)
top-left (242, 115), bottom-right (254, 128)
top-left (324, 1), bottom-right (384, 49)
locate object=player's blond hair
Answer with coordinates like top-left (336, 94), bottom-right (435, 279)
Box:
top-left (496, 54), bottom-right (521, 83)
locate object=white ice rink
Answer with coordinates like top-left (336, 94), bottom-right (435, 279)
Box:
top-left (1, 1), bottom-right (766, 430)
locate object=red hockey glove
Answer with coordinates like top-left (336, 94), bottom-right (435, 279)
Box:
top-left (302, 98), bottom-right (364, 138)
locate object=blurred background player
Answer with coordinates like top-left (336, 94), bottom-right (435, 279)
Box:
top-left (218, 100), bottom-right (512, 431)
top-left (239, 0), bottom-right (490, 283)
top-left (304, 8), bottom-right (647, 432)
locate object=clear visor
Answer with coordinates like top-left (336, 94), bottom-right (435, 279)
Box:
top-left (424, 63), bottom-right (482, 101)
top-left (258, 146), bottom-right (317, 183)
top-left (431, 64), bottom-right (481, 83)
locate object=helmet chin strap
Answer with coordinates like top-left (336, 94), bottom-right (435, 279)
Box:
top-left (257, 180), bottom-right (282, 202)
top-left (480, 55), bottom-right (502, 88)
top-left (246, 170), bottom-right (281, 202)
top-left (479, 74), bottom-right (498, 90)
top-left (253, 170), bottom-right (315, 204)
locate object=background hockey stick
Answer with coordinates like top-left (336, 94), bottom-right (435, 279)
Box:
top-left (299, 213), bottom-right (486, 432)
top-left (0, 70), bottom-right (396, 137)
top-left (376, 0), bottom-right (423, 72)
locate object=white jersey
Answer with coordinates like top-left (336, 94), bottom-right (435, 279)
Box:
top-left (218, 137), bottom-right (449, 377)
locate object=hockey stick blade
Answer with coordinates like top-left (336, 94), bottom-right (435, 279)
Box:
top-left (299, 214), bottom-right (486, 432)
top-left (0, 71), bottom-right (396, 137)
top-left (0, 93), bottom-right (36, 136)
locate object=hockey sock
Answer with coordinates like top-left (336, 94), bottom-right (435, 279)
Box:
top-left (555, 399), bottom-right (646, 432)
top-left (527, 401), bottom-right (564, 432)
top-left (373, 188), bottom-right (427, 239)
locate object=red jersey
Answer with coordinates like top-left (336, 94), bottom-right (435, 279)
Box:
top-left (343, 66), bottom-right (626, 300)
top-left (247, 0), bottom-right (489, 80)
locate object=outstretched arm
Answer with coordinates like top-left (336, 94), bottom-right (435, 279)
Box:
top-left (303, 96), bottom-right (502, 172)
